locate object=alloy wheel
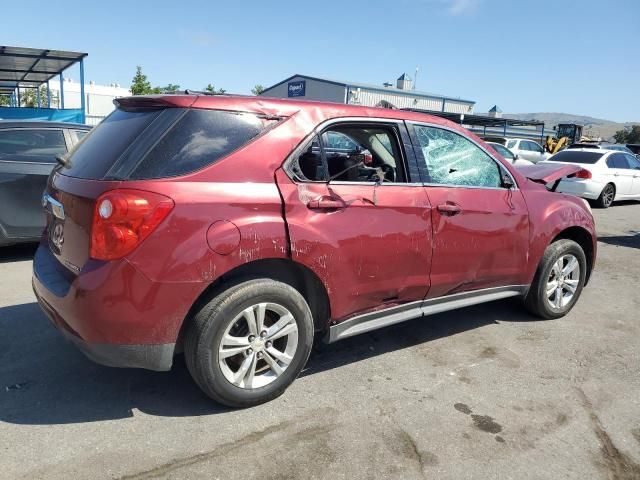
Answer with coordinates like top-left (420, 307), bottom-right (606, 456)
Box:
top-left (218, 302), bottom-right (298, 389)
top-left (602, 185), bottom-right (614, 207)
top-left (545, 254), bottom-right (580, 310)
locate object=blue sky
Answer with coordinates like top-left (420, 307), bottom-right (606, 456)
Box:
top-left (4, 0), bottom-right (639, 121)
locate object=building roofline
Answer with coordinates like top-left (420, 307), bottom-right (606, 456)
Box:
top-left (261, 74), bottom-right (475, 105)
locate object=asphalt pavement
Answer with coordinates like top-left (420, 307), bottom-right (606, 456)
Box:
top-left (1, 203), bottom-right (639, 479)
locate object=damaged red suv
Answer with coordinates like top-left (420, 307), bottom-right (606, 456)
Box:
top-left (33, 94), bottom-right (596, 407)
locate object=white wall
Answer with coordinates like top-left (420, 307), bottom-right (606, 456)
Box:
top-left (48, 79), bottom-right (131, 121)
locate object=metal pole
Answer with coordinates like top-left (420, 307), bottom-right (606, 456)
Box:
top-left (59, 73), bottom-right (65, 109)
top-left (503, 120), bottom-right (507, 137)
top-left (47, 81), bottom-right (51, 108)
top-left (79, 58), bottom-right (86, 123)
top-left (37, 86), bottom-right (41, 108)
top-left (17, 86), bottom-right (21, 107)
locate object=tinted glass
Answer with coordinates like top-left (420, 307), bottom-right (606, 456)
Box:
top-left (492, 144), bottom-right (514, 159)
top-left (0, 129), bottom-right (66, 160)
top-left (549, 150), bottom-right (604, 164)
top-left (529, 141), bottom-right (543, 153)
top-left (606, 153), bottom-right (630, 169)
top-left (626, 154), bottom-right (640, 169)
top-left (506, 140), bottom-right (516, 148)
top-left (414, 125), bottom-right (501, 188)
top-left (74, 130), bottom-right (89, 141)
top-left (290, 136), bottom-right (326, 181)
top-left (130, 109), bottom-right (275, 179)
top-left (62, 108), bottom-right (162, 179)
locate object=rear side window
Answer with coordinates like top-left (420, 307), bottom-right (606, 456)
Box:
top-left (0, 129), bottom-right (66, 160)
top-left (549, 151), bottom-right (604, 164)
top-left (63, 109), bottom-right (162, 179)
top-left (606, 153), bottom-right (630, 169)
top-left (129, 109), bottom-right (276, 179)
top-left (506, 140), bottom-right (516, 149)
top-left (61, 108), bottom-right (276, 180)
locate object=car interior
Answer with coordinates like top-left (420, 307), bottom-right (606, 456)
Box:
top-left (294, 126), bottom-right (405, 183)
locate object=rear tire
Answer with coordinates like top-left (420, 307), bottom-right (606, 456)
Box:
top-left (595, 183), bottom-right (615, 208)
top-left (185, 279), bottom-right (313, 407)
top-left (524, 239), bottom-right (587, 319)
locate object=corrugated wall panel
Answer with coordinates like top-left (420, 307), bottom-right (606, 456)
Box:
top-left (353, 89), bottom-right (474, 114)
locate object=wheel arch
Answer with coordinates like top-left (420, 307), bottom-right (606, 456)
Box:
top-left (177, 258), bottom-right (331, 350)
top-left (551, 226), bottom-right (595, 284)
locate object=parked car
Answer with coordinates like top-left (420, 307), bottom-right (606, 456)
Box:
top-left (543, 148), bottom-right (640, 208)
top-left (486, 142), bottom-right (533, 166)
top-left (567, 143), bottom-right (635, 155)
top-left (504, 138), bottom-right (551, 163)
top-left (33, 95), bottom-right (596, 407)
top-left (0, 121), bottom-right (91, 246)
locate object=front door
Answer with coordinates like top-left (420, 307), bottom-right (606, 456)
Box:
top-left (275, 120), bottom-right (433, 321)
top-left (408, 123), bottom-right (530, 298)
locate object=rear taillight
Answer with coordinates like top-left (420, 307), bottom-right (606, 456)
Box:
top-left (575, 169), bottom-right (592, 179)
top-left (90, 189), bottom-right (174, 260)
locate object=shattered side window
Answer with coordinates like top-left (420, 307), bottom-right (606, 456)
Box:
top-left (414, 126), bottom-right (502, 188)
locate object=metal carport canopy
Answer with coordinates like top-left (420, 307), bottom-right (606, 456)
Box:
top-left (401, 108), bottom-right (544, 129)
top-left (0, 46), bottom-right (87, 94)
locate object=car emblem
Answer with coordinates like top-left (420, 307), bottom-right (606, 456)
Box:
top-left (52, 222), bottom-right (64, 250)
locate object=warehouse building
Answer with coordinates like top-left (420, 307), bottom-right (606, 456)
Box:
top-left (260, 73), bottom-right (475, 114)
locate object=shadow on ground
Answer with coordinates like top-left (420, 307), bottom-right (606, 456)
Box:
top-left (0, 299), bottom-right (537, 425)
top-left (0, 243), bottom-right (38, 264)
top-left (598, 234), bottom-right (640, 250)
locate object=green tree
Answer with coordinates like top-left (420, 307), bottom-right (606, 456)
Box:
top-left (20, 85), bottom-right (52, 108)
top-left (131, 66), bottom-right (154, 95)
top-left (161, 83), bottom-right (181, 93)
top-left (614, 125), bottom-right (640, 144)
top-left (251, 84), bottom-right (264, 96)
top-left (0, 95), bottom-right (10, 106)
top-left (205, 83), bottom-right (226, 94)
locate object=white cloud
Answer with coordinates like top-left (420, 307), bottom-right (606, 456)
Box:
top-left (447, 0), bottom-right (482, 15)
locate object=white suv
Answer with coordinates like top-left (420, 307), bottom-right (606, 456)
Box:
top-left (505, 138), bottom-right (551, 163)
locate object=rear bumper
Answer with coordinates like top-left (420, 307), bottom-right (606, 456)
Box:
top-left (32, 243), bottom-right (204, 371)
top-left (556, 179), bottom-right (604, 200)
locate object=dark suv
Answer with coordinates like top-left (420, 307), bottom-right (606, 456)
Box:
top-left (0, 121), bottom-right (91, 246)
top-left (33, 95), bottom-right (596, 407)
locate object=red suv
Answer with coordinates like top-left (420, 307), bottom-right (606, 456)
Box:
top-left (33, 95), bottom-right (596, 407)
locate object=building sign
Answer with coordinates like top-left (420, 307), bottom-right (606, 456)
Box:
top-left (288, 80), bottom-right (306, 97)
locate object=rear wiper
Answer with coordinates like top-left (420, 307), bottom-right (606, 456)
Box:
top-left (55, 155), bottom-right (69, 167)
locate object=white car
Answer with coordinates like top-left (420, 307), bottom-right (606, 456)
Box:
top-left (487, 142), bottom-right (534, 166)
top-left (505, 138), bottom-right (551, 163)
top-left (543, 148), bottom-right (640, 208)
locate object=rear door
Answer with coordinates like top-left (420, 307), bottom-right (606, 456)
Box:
top-left (625, 154), bottom-right (640, 196)
top-left (605, 153), bottom-right (634, 195)
top-left (275, 119), bottom-right (433, 321)
top-left (0, 128), bottom-right (69, 239)
top-left (407, 122), bottom-right (530, 298)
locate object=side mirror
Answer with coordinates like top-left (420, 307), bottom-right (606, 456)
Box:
top-left (502, 173), bottom-right (515, 189)
top-left (513, 153), bottom-right (519, 160)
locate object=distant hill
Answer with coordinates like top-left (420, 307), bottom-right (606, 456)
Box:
top-left (499, 113), bottom-right (640, 142)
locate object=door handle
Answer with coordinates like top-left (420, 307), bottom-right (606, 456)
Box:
top-left (437, 203), bottom-right (462, 216)
top-left (307, 196), bottom-right (345, 210)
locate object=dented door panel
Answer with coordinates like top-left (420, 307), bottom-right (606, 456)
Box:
top-left (276, 169), bottom-right (432, 322)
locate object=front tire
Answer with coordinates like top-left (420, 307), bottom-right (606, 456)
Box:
top-left (185, 279), bottom-right (314, 407)
top-left (595, 183), bottom-right (615, 208)
top-left (524, 239), bottom-right (587, 319)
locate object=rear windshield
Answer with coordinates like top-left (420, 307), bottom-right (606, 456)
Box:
top-left (549, 150), bottom-right (604, 164)
top-left (61, 107), bottom-right (277, 180)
